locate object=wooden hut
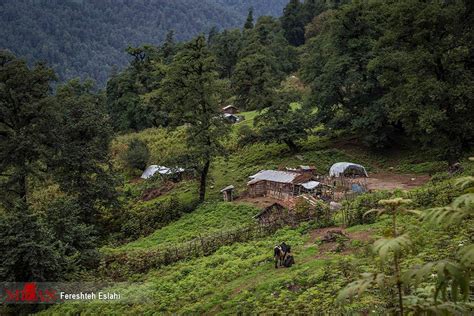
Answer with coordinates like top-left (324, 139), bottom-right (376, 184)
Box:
top-left (247, 170), bottom-right (313, 200)
top-left (222, 105), bottom-right (239, 114)
top-left (253, 202), bottom-right (287, 224)
top-left (220, 185), bottom-right (235, 202)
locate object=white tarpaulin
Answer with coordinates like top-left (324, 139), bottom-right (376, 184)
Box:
top-left (329, 162), bottom-right (368, 177)
top-left (141, 165), bottom-right (185, 179)
top-left (301, 181), bottom-right (321, 190)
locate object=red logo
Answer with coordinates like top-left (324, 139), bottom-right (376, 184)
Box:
top-left (2, 282), bottom-right (58, 303)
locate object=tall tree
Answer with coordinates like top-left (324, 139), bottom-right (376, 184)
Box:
top-left (106, 46), bottom-right (167, 132)
top-left (300, 1), bottom-right (391, 147)
top-left (0, 52), bottom-right (64, 285)
top-left (255, 95), bottom-right (314, 152)
top-left (54, 79), bottom-right (117, 224)
top-left (281, 0), bottom-right (306, 46)
top-left (370, 0), bottom-right (474, 162)
top-left (232, 49), bottom-right (278, 111)
top-left (163, 36), bottom-right (229, 203)
top-left (162, 30), bottom-right (177, 61)
top-left (210, 29), bottom-right (242, 78)
top-left (244, 7), bottom-right (254, 30)
top-left (207, 26), bottom-right (219, 47)
top-left (0, 51), bottom-right (58, 208)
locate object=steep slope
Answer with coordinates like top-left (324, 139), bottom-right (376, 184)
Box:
top-left (0, 0), bottom-right (287, 85)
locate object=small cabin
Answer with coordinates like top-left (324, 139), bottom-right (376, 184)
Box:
top-left (247, 170), bottom-right (314, 200)
top-left (253, 202), bottom-right (287, 224)
top-left (222, 105), bottom-right (239, 114)
top-left (220, 185), bottom-right (235, 202)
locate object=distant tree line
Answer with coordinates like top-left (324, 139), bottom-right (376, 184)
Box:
top-left (0, 0), bottom-right (288, 85)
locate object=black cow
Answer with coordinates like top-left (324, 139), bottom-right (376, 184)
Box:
top-left (273, 242), bottom-right (291, 268)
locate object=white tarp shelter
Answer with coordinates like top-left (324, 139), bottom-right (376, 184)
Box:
top-left (300, 181), bottom-right (321, 190)
top-left (141, 165), bottom-right (185, 179)
top-left (329, 162), bottom-right (368, 178)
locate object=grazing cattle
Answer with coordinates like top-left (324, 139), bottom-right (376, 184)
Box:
top-left (273, 242), bottom-right (291, 268)
top-left (283, 252), bottom-right (295, 267)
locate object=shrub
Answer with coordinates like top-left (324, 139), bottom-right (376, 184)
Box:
top-left (341, 191), bottom-right (392, 226)
top-left (236, 124), bottom-right (260, 147)
top-left (124, 139), bottom-right (150, 171)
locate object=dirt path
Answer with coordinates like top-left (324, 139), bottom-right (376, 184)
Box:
top-left (366, 172), bottom-right (430, 191)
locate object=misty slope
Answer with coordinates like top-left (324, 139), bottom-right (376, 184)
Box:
top-left (0, 0), bottom-right (287, 85)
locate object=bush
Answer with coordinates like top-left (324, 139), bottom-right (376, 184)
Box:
top-left (124, 139), bottom-right (149, 171)
top-left (109, 195), bottom-right (196, 243)
top-left (236, 124), bottom-right (260, 147)
top-left (341, 191), bottom-right (392, 226)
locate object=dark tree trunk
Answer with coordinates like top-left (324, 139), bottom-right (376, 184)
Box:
top-left (284, 139), bottom-right (298, 153)
top-left (199, 159), bottom-right (210, 203)
top-left (18, 172), bottom-right (27, 204)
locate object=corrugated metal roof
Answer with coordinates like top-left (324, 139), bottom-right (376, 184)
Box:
top-left (248, 170), bottom-right (300, 184)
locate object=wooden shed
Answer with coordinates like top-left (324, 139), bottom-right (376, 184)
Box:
top-left (253, 202), bottom-right (287, 224)
top-left (247, 170), bottom-right (313, 200)
top-left (222, 105), bottom-right (239, 114)
top-left (220, 185), bottom-right (235, 202)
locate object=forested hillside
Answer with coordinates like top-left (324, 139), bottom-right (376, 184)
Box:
top-left (1, 0), bottom-right (473, 315)
top-left (0, 0), bottom-right (287, 85)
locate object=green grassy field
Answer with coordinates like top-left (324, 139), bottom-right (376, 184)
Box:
top-left (103, 202), bottom-right (260, 254)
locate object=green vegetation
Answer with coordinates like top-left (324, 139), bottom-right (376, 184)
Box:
top-left (1, 0), bottom-right (473, 314)
top-left (42, 171), bottom-right (473, 314)
top-left (0, 0), bottom-right (288, 85)
top-left (105, 202), bottom-right (259, 254)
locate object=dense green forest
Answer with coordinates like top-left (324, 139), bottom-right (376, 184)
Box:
top-left (0, 0), bottom-right (473, 315)
top-left (0, 0), bottom-right (288, 85)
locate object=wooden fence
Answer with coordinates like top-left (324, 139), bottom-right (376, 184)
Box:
top-left (100, 214), bottom-right (318, 280)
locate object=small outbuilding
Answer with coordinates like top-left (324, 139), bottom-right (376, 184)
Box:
top-left (220, 185), bottom-right (235, 202)
top-left (329, 162), bottom-right (368, 178)
top-left (253, 202), bottom-right (287, 224)
top-left (222, 105), bottom-right (239, 114)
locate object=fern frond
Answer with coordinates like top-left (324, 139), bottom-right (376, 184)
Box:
top-left (458, 244), bottom-right (474, 268)
top-left (454, 176), bottom-right (474, 191)
top-left (378, 198), bottom-right (412, 207)
top-left (373, 234), bottom-right (412, 261)
top-left (404, 209), bottom-right (423, 217)
top-left (363, 208), bottom-right (385, 218)
top-left (451, 193), bottom-right (474, 210)
top-left (420, 301), bottom-right (472, 315)
top-left (424, 193), bottom-right (473, 226)
top-left (433, 260), bottom-right (470, 302)
top-left (403, 262), bottom-right (437, 286)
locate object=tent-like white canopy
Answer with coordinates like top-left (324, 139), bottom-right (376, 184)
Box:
top-left (329, 162), bottom-right (368, 178)
top-left (300, 181), bottom-right (321, 190)
top-left (141, 165), bottom-right (185, 179)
